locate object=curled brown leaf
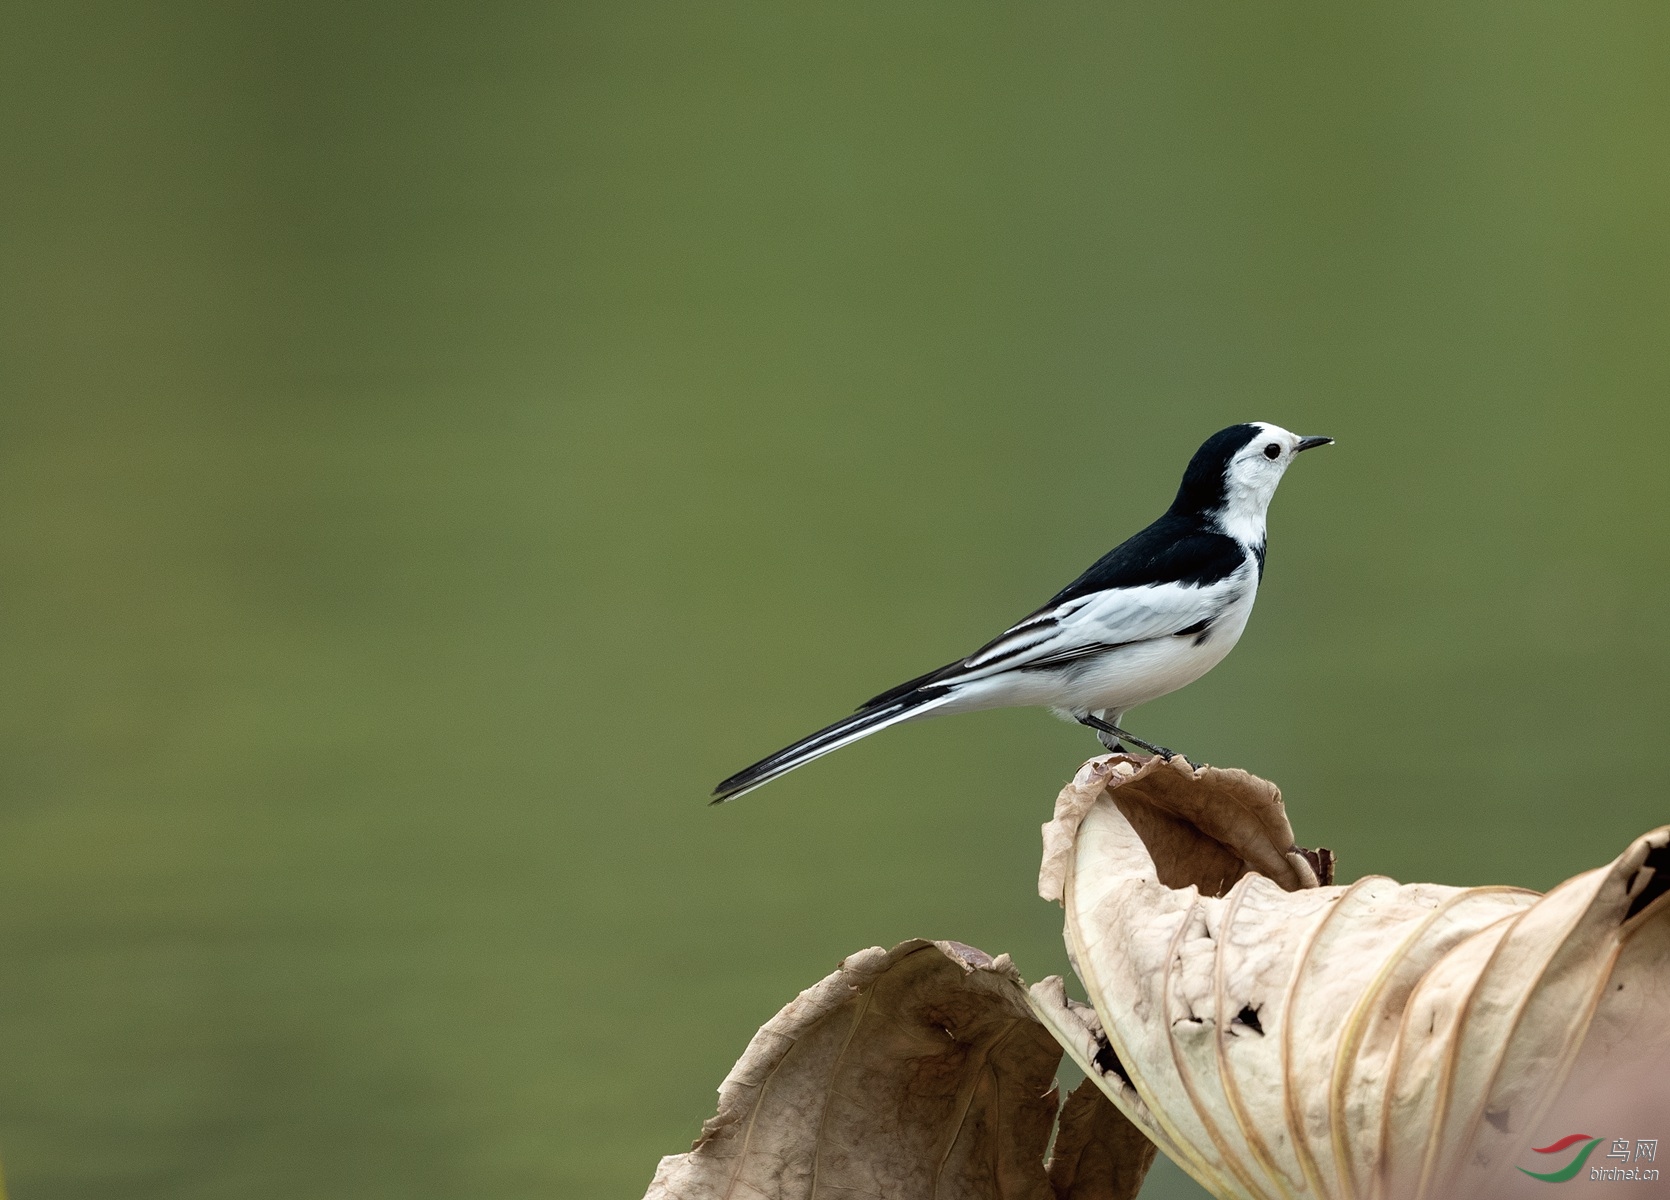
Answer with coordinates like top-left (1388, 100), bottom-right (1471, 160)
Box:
top-left (1046, 1077), bottom-right (1158, 1200)
top-left (645, 939), bottom-right (1111, 1200)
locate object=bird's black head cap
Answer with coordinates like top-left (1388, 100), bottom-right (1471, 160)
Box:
top-left (1167, 423), bottom-right (1263, 519)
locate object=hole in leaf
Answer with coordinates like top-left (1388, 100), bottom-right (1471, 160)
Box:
top-left (1091, 1034), bottom-right (1133, 1088)
top-left (1625, 845), bottom-right (1670, 921)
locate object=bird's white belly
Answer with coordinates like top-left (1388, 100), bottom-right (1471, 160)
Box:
top-left (1062, 611), bottom-right (1248, 712)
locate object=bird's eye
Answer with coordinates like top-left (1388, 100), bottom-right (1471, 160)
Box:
top-left (1263, 443), bottom-right (1281, 460)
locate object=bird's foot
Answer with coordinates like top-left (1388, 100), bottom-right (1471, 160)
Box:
top-left (1079, 715), bottom-right (1175, 761)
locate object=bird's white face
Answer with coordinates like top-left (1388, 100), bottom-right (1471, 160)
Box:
top-left (1217, 422), bottom-right (1329, 545)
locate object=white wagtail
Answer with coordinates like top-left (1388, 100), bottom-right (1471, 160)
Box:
top-left (713, 422), bottom-right (1332, 803)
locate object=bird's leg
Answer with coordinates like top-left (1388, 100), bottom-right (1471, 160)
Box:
top-left (1081, 709), bottom-right (1127, 753)
top-left (1077, 714), bottom-right (1176, 761)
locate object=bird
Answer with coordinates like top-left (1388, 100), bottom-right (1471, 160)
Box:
top-left (712, 422), bottom-right (1332, 803)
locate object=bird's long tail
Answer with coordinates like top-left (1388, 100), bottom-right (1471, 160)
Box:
top-left (711, 689), bottom-right (952, 804)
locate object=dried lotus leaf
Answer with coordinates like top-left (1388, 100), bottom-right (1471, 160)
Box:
top-left (1040, 757), bottom-right (1334, 1200)
top-left (1066, 801), bottom-right (1252, 1197)
top-left (1045, 1077), bottom-right (1160, 1200)
top-left (1211, 876), bottom-right (1340, 1197)
top-left (1451, 828), bottom-right (1670, 1196)
top-left (1513, 869), bottom-right (1670, 1200)
top-left (1037, 752), bottom-right (1670, 1200)
top-left (1039, 754), bottom-right (1321, 906)
top-left (645, 940), bottom-right (1063, 1200)
top-left (1377, 911), bottom-right (1518, 1198)
top-left (1282, 877), bottom-right (1463, 1197)
top-left (1027, 975), bottom-right (1183, 1168)
top-left (1331, 887), bottom-right (1537, 1200)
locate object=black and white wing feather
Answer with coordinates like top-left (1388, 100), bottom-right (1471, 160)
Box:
top-left (861, 520), bottom-right (1249, 707)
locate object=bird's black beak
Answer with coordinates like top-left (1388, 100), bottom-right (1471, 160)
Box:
top-left (1295, 435), bottom-right (1334, 453)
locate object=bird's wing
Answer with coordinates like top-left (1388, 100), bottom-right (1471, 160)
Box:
top-left (859, 527), bottom-right (1250, 710)
top-left (868, 573), bottom-right (1248, 704)
top-left (963, 579), bottom-right (1240, 674)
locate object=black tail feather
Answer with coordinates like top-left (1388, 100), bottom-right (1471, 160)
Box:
top-left (859, 661), bottom-right (957, 710)
top-left (712, 688), bottom-right (946, 803)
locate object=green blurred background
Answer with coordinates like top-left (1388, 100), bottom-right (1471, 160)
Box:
top-left (2, 3), bottom-right (1667, 1197)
